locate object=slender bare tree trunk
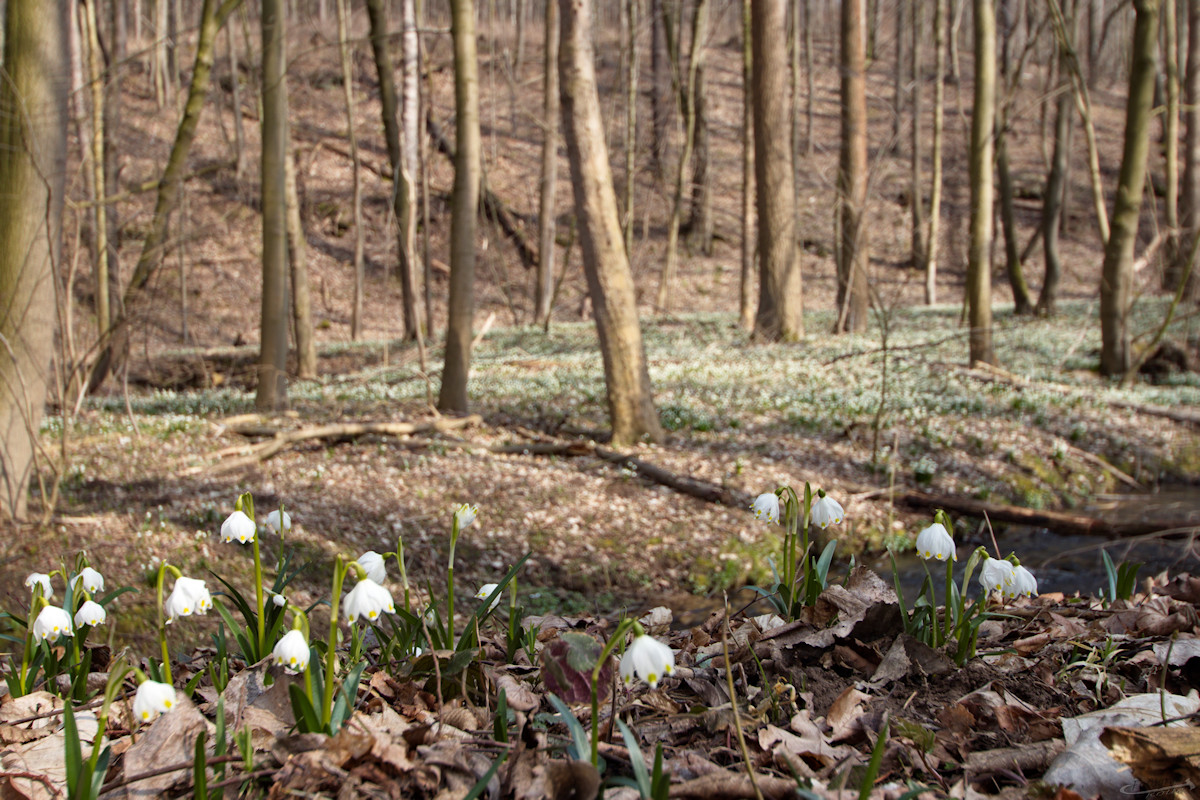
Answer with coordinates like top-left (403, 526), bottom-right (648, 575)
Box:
top-left (911, 0), bottom-right (926, 269)
top-left (1176, 0), bottom-right (1200, 298)
top-left (924, 0), bottom-right (946, 304)
top-left (438, 0), bottom-right (481, 413)
top-left (687, 60), bottom-right (713, 255)
top-left (401, 0), bottom-right (422, 335)
top-left (892, 0), bottom-right (907, 151)
top-left (967, 0), bottom-right (997, 365)
top-left (650, 0), bottom-right (670, 180)
top-left (996, 0), bottom-right (1033, 314)
top-left (1162, 0), bottom-right (1180, 284)
top-left (752, 0), bottom-right (803, 340)
top-left (740, 0), bottom-right (755, 330)
top-left (227, 19), bottom-right (245, 179)
top-left (803, 0), bottom-right (814, 156)
top-left (84, 0), bottom-right (110, 338)
top-left (285, 152), bottom-right (317, 378)
top-left (0, 0), bottom-right (68, 521)
top-left (623, 0), bottom-right (639, 255)
top-left (1100, 0), bottom-right (1161, 376)
top-left (154, 0), bottom-right (169, 106)
top-left (536, 0), bottom-right (560, 325)
top-left (559, 0), bottom-right (664, 445)
top-left (836, 0), bottom-right (869, 333)
top-left (337, 0), bottom-right (366, 340)
top-left (1039, 85), bottom-right (1071, 315)
top-left (257, 0), bottom-right (289, 410)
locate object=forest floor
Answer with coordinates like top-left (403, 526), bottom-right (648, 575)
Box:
top-left (3, 8), bottom-right (1200, 799)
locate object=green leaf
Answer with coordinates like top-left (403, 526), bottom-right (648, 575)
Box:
top-left (63, 704), bottom-right (83, 799)
top-left (193, 728), bottom-right (208, 799)
top-left (89, 747), bottom-right (111, 800)
top-left (858, 717), bottom-right (889, 800)
top-left (288, 683), bottom-right (322, 733)
top-left (616, 719), bottom-right (650, 798)
top-left (546, 693), bottom-right (591, 762)
top-left (494, 689), bottom-right (509, 744)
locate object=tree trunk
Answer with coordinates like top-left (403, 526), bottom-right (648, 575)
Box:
top-left (1100, 0), bottom-right (1161, 376)
top-left (967, 0), bottom-right (997, 365)
top-left (337, 0), bottom-right (366, 340)
top-left (89, 0), bottom-right (242, 393)
top-left (803, 0), bottom-right (814, 156)
top-left (286, 152), bottom-right (317, 379)
top-left (996, 0), bottom-right (1033, 314)
top-left (365, 0), bottom-right (419, 341)
top-left (154, 0), bottom-right (169, 106)
top-left (0, 0), bottom-right (68, 521)
top-left (687, 60), bottom-right (713, 255)
top-left (740, 0), bottom-right (755, 330)
top-left (1162, 0), bottom-right (1182, 289)
top-left (1039, 84), bottom-right (1072, 315)
top-left (892, 0), bottom-right (907, 152)
top-left (911, 0), bottom-right (926, 270)
top-left (1177, 0), bottom-right (1200, 298)
top-left (226, 19), bottom-right (245, 179)
top-left (752, 0), bottom-right (803, 341)
top-left (258, 0), bottom-right (289, 411)
top-left (650, 0), bottom-right (670, 181)
top-left (401, 0), bottom-right (423, 334)
top-left (924, 0), bottom-right (946, 304)
top-left (438, 0), bottom-right (481, 413)
top-left (559, 0), bottom-right (664, 445)
top-left (623, 0), bottom-right (638, 255)
top-left (84, 0), bottom-right (110, 338)
top-left (836, 0), bottom-right (870, 333)
top-left (536, 0), bottom-right (560, 325)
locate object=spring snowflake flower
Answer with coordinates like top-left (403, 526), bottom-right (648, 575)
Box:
top-left (619, 634), bottom-right (676, 690)
top-left (25, 573), bottom-right (52, 598)
top-left (355, 551), bottom-right (387, 584)
top-left (272, 629), bottom-right (310, 674)
top-left (474, 583), bottom-right (502, 611)
top-left (267, 588), bottom-right (287, 607)
top-left (265, 509), bottom-right (292, 534)
top-left (74, 600), bottom-right (107, 627)
top-left (454, 503), bottom-right (478, 530)
top-left (164, 576), bottom-right (212, 622)
top-left (342, 579), bottom-right (396, 623)
top-left (32, 606), bottom-right (73, 642)
top-left (915, 523), bottom-right (956, 562)
top-left (133, 680), bottom-right (176, 724)
top-left (1007, 565), bottom-right (1039, 599)
top-left (979, 557), bottom-right (1017, 595)
top-left (70, 567), bottom-right (105, 594)
top-left (220, 510), bottom-right (256, 544)
top-left (750, 493), bottom-right (780, 524)
top-left (810, 492), bottom-right (845, 530)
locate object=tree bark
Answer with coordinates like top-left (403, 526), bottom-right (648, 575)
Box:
top-left (687, 60), bottom-right (713, 255)
top-left (285, 152), bottom-right (317, 379)
top-left (438, 0), bottom-right (481, 413)
top-left (752, 0), bottom-right (803, 341)
top-left (803, 0), bottom-right (814, 156)
top-left (1177, 0), bottom-right (1200, 299)
top-left (226, 19), bottom-right (245, 179)
top-left (1100, 0), bottom-right (1161, 376)
top-left (836, 0), bottom-right (870, 333)
top-left (0, 0), bottom-right (68, 521)
top-left (996, 0), bottom-right (1033, 314)
top-left (623, 0), bottom-right (638, 256)
top-left (967, 0), bottom-right (997, 365)
top-left (911, 0), bottom-right (926, 271)
top-left (650, 0), bottom-right (671, 181)
top-left (536, 0), bottom-right (560, 325)
top-left (740, 0), bottom-right (755, 330)
top-left (337, 0), bottom-right (366, 341)
top-left (257, 0), bottom-right (289, 411)
top-left (1039, 84), bottom-right (1072, 315)
top-left (924, 0), bottom-right (946, 305)
top-left (84, 0), bottom-right (111, 338)
top-left (559, 0), bottom-right (664, 445)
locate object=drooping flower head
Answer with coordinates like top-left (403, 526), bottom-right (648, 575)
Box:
top-left (454, 503), bottom-right (478, 531)
top-left (355, 551), bottom-right (387, 584)
top-left (272, 629), bottom-right (311, 675)
top-left (1007, 565), bottom-right (1038, 599)
top-left (915, 523), bottom-right (956, 562)
top-left (220, 510), bottom-right (256, 544)
top-left (70, 567), bottom-right (105, 595)
top-left (342, 579), bottom-right (397, 624)
top-left (810, 491), bottom-right (845, 530)
top-left (74, 600), bottom-right (107, 627)
top-left (25, 573), bottom-right (52, 598)
top-left (265, 509), bottom-right (292, 535)
top-left (979, 557), bottom-right (1017, 595)
top-left (31, 606), bottom-right (73, 643)
top-left (474, 583), bottom-right (502, 612)
top-left (619, 634), bottom-right (676, 690)
top-left (133, 680), bottom-right (176, 724)
top-left (750, 493), bottom-right (780, 524)
top-left (164, 576), bottom-right (212, 622)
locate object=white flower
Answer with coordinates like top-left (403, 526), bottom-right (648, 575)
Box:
top-left (474, 583), bottom-right (502, 612)
top-left (1008, 565), bottom-right (1038, 598)
top-left (132, 680), bottom-right (176, 724)
top-left (265, 509), bottom-right (292, 534)
top-left (272, 629), bottom-right (310, 674)
top-left (164, 576), bottom-right (212, 622)
top-left (454, 503), bottom-right (478, 530)
top-left (342, 579), bottom-right (396, 623)
top-left (810, 493), bottom-right (845, 530)
top-left (750, 493), bottom-right (780, 524)
top-left (74, 600), bottom-right (107, 627)
top-left (915, 523), bottom-right (956, 562)
top-left (31, 606), bottom-right (73, 642)
top-left (70, 567), bottom-right (105, 595)
top-left (979, 557), bottom-right (1017, 595)
top-left (619, 634), bottom-right (676, 690)
top-left (220, 510), bottom-right (256, 544)
top-left (25, 573), bottom-right (52, 598)
top-left (355, 551), bottom-right (387, 584)
top-left (267, 588), bottom-right (287, 607)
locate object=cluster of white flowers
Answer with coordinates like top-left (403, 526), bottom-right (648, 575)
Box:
top-left (750, 488), bottom-right (845, 530)
top-left (914, 520), bottom-right (1038, 600)
top-left (164, 576), bottom-right (212, 622)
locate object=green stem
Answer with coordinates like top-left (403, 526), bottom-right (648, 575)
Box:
top-left (589, 619), bottom-right (636, 766)
top-left (447, 516), bottom-right (462, 640)
top-left (322, 557), bottom-right (347, 727)
top-left (943, 557), bottom-right (955, 644)
top-left (396, 535), bottom-right (411, 614)
top-left (154, 564), bottom-right (183, 686)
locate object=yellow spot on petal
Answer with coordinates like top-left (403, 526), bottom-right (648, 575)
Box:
top-left (164, 700), bottom-right (173, 708)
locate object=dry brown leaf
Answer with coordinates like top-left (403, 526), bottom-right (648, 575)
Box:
top-left (825, 687), bottom-right (870, 743)
top-left (117, 695), bottom-right (208, 800)
top-left (0, 694), bottom-right (61, 731)
top-left (490, 669), bottom-right (540, 712)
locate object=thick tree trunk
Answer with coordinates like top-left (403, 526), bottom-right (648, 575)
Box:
top-left (740, 0), bottom-right (755, 330)
top-left (752, 0), bottom-right (803, 341)
top-left (1039, 87), bottom-right (1072, 315)
top-left (536, 0), bottom-right (560, 325)
top-left (257, 0), bottom-right (289, 411)
top-left (836, 0), bottom-right (870, 333)
top-left (337, 0), bottom-right (366, 341)
top-left (1177, 0), bottom-right (1200, 299)
top-left (1100, 0), bottom-right (1160, 376)
top-left (924, 0), bottom-right (946, 305)
top-left (438, 0), bottom-right (481, 413)
top-left (0, 0), bottom-right (68, 521)
top-left (559, 0), bottom-right (664, 445)
top-left (285, 153), bottom-right (317, 379)
top-left (967, 0), bottom-right (997, 365)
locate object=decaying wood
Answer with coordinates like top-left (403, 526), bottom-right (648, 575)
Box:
top-left (669, 771), bottom-right (801, 799)
top-left (1102, 725), bottom-right (1200, 799)
top-left (964, 739), bottom-right (1065, 776)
